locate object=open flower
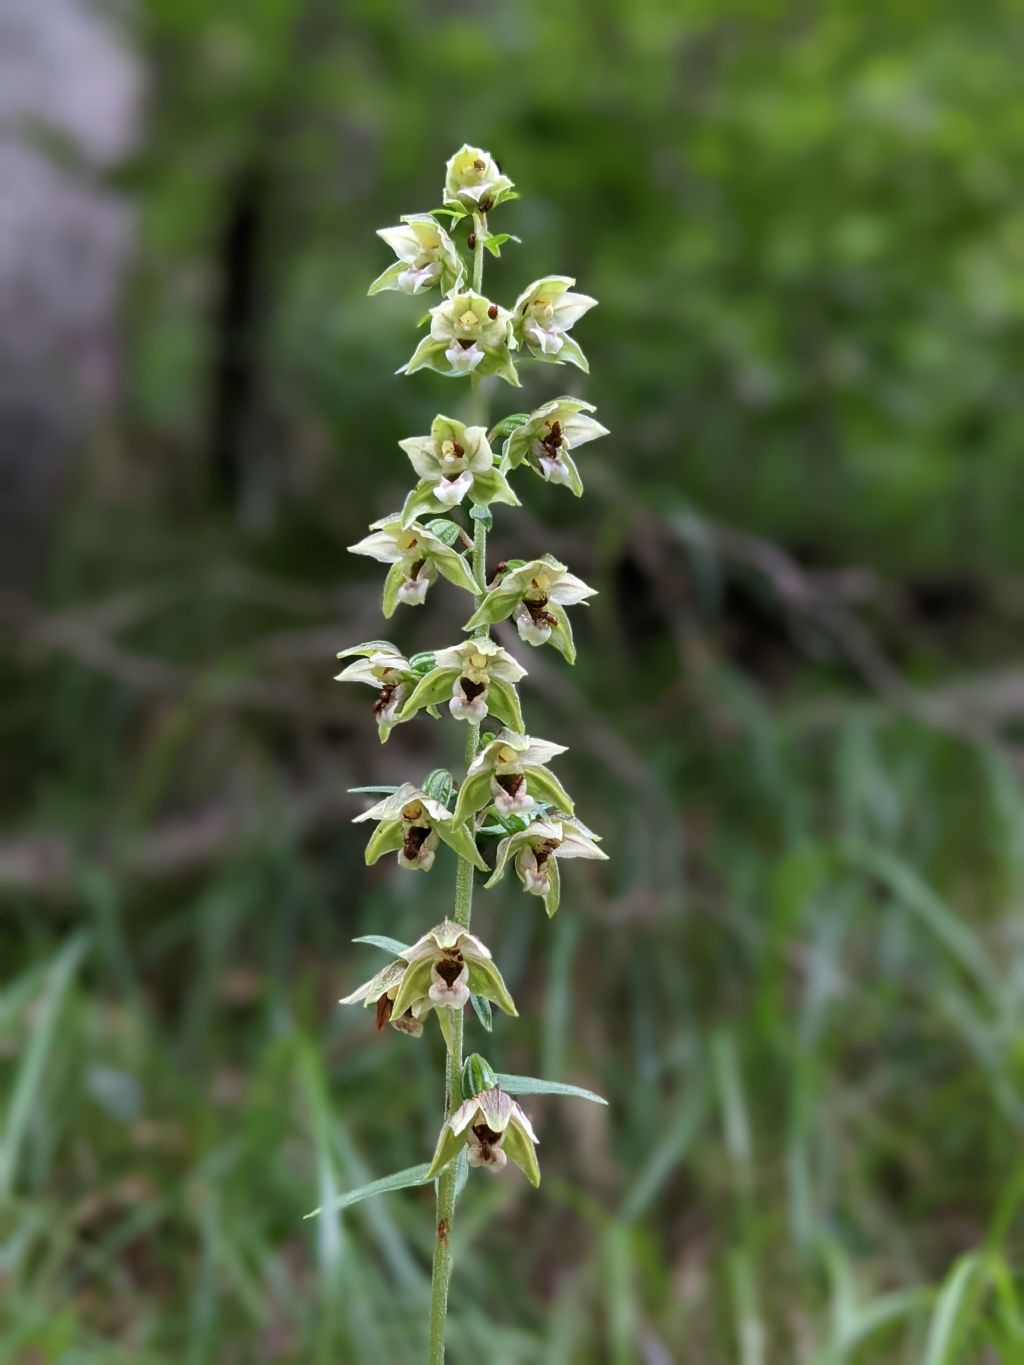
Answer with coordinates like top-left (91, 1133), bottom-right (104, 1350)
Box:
top-left (390, 920), bottom-right (517, 1017)
top-left (426, 1085), bottom-right (540, 1186)
top-left (464, 555), bottom-right (596, 663)
top-left (348, 515), bottom-right (478, 616)
top-left (500, 397), bottom-right (608, 495)
top-left (402, 291), bottom-right (519, 386)
top-left (399, 638), bottom-right (527, 729)
top-left (353, 783), bottom-right (487, 874)
top-left (512, 276), bottom-right (596, 372)
top-left (335, 641), bottom-right (420, 741)
top-left (398, 416), bottom-right (518, 526)
top-left (340, 921), bottom-right (516, 1038)
top-left (443, 145), bottom-right (516, 214)
top-left (368, 215), bottom-right (464, 296)
top-left (338, 957), bottom-right (431, 1037)
top-left (453, 730), bottom-right (573, 826)
top-left (486, 816), bottom-right (607, 916)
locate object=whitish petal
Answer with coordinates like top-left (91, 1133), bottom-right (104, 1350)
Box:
top-left (549, 571), bottom-right (596, 606)
top-left (376, 224), bottom-right (422, 263)
top-left (552, 291), bottom-right (597, 328)
top-left (477, 1087), bottom-right (515, 1133)
top-left (338, 958), bottom-right (406, 1005)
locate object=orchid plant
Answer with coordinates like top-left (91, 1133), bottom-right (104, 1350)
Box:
top-left (313, 146), bottom-right (609, 1363)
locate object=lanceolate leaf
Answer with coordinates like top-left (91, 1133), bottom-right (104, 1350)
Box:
top-left (352, 934), bottom-right (409, 955)
top-left (470, 993), bottom-right (493, 1031)
top-left (304, 1163), bottom-right (432, 1219)
top-left (495, 1073), bottom-right (608, 1105)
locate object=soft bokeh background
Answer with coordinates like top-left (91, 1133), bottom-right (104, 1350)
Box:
top-left (3, 1), bottom-right (1023, 1361)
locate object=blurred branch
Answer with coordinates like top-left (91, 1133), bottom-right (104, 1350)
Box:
top-left (0, 781), bottom-right (350, 895)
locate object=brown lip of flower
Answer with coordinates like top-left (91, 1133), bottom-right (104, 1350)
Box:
top-left (402, 825), bottom-right (431, 860)
top-left (434, 954), bottom-right (465, 986)
top-left (460, 677), bottom-right (487, 702)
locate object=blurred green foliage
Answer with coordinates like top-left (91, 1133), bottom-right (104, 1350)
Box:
top-left (3, 0), bottom-right (1024, 1361)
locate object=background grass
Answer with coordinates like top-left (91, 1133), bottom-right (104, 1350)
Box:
top-left (2, 0), bottom-right (1024, 1361)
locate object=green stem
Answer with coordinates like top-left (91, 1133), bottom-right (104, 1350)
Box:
top-left (428, 224), bottom-right (489, 1359)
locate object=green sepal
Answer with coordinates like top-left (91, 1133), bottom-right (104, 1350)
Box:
top-left (367, 261), bottom-right (407, 296)
top-left (426, 1118), bottom-right (465, 1181)
top-left (400, 334), bottom-right (444, 376)
top-left (381, 561), bottom-right (405, 619)
top-left (452, 769), bottom-right (493, 827)
top-left (467, 959), bottom-right (518, 1016)
top-left (471, 466), bottom-right (519, 511)
top-left (463, 583), bottom-right (521, 631)
top-left (348, 785), bottom-right (400, 796)
top-left (546, 602), bottom-right (577, 664)
top-left (489, 347), bottom-right (522, 388)
top-left (524, 765), bottom-right (575, 814)
top-left (558, 448), bottom-right (585, 497)
top-left (400, 483), bottom-right (444, 528)
top-left (435, 820), bottom-right (488, 872)
top-left (422, 768), bottom-right (454, 808)
top-left (398, 667), bottom-right (458, 721)
top-left (390, 958), bottom-right (433, 1020)
top-left (502, 1119), bottom-right (541, 1189)
top-left (430, 545), bottom-right (478, 596)
top-left (485, 830), bottom-right (522, 887)
top-left (542, 857), bottom-right (562, 917)
top-left (486, 678), bottom-right (524, 733)
top-left (336, 639), bottom-right (397, 660)
top-left (410, 652), bottom-right (437, 675)
top-left (363, 819), bottom-right (404, 866)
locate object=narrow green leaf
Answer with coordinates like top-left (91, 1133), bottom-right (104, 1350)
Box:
top-left (304, 1163), bottom-right (432, 1218)
top-left (352, 934), bottom-right (409, 955)
top-left (495, 1073), bottom-right (608, 1105)
top-left (470, 993), bottom-right (493, 1031)
top-left (0, 935), bottom-right (89, 1198)
top-left (348, 785), bottom-right (400, 796)
top-left (923, 1254), bottom-right (983, 1365)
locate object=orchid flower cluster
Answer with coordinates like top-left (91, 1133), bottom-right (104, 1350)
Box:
top-left (324, 147), bottom-right (609, 1363)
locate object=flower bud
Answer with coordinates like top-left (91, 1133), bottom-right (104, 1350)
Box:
top-left (462, 1053), bottom-right (498, 1098)
top-left (443, 145), bottom-right (516, 213)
